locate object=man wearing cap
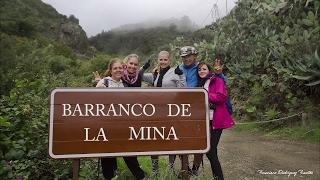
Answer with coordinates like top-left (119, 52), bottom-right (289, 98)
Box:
top-left (178, 46), bottom-right (199, 87)
top-left (176, 46), bottom-right (224, 177)
top-left (170, 46), bottom-right (199, 179)
top-left (176, 47), bottom-right (227, 179)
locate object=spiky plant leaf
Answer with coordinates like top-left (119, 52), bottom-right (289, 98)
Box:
top-left (306, 79), bottom-right (320, 86)
top-left (292, 75), bottom-right (313, 80)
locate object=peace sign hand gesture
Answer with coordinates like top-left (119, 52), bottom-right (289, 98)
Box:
top-left (92, 71), bottom-right (102, 82)
top-left (213, 59), bottom-right (223, 74)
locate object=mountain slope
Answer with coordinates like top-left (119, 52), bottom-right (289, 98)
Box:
top-left (0, 0), bottom-right (89, 53)
top-left (89, 16), bottom-right (197, 56)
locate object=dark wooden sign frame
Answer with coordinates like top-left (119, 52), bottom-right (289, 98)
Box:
top-left (49, 88), bottom-right (210, 159)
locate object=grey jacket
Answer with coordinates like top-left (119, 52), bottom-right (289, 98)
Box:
top-left (143, 67), bottom-right (186, 87)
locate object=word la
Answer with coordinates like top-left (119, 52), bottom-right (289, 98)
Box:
top-left (83, 128), bottom-right (108, 141)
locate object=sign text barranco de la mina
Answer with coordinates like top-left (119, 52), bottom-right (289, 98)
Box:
top-left (49, 88), bottom-right (210, 159)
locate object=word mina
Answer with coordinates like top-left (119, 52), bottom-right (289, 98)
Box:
top-left (61, 103), bottom-right (192, 141)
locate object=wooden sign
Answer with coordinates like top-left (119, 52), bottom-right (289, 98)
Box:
top-left (49, 88), bottom-right (210, 159)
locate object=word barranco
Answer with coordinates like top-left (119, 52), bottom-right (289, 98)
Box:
top-left (62, 103), bottom-right (192, 117)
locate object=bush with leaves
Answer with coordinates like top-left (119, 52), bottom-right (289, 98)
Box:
top-left (170, 0), bottom-right (320, 125)
top-left (0, 31), bottom-right (95, 178)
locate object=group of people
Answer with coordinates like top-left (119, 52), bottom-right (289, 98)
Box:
top-left (94, 46), bottom-right (235, 180)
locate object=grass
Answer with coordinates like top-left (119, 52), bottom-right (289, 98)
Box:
top-left (233, 123), bottom-right (260, 132)
top-left (115, 156), bottom-right (214, 180)
top-left (115, 156), bottom-right (177, 180)
top-left (234, 121), bottom-right (320, 144)
top-left (79, 156), bottom-right (215, 180)
top-left (265, 126), bottom-right (320, 143)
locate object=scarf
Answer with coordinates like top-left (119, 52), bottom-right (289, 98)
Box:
top-left (156, 66), bottom-right (170, 87)
top-left (122, 70), bottom-right (139, 85)
top-left (197, 73), bottom-right (214, 87)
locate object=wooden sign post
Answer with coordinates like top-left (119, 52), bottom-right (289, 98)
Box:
top-left (49, 88), bottom-right (210, 179)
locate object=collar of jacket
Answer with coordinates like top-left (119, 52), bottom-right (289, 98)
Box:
top-left (183, 62), bottom-right (197, 69)
top-left (159, 66), bottom-right (171, 74)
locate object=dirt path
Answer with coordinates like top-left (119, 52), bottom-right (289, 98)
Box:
top-left (189, 129), bottom-right (320, 180)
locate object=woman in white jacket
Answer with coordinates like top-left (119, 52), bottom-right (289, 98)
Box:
top-left (143, 51), bottom-right (186, 176)
top-left (143, 51), bottom-right (186, 88)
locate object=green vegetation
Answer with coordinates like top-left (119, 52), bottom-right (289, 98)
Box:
top-left (75, 156), bottom-right (210, 179)
top-left (0, 1), bottom-right (103, 178)
top-left (233, 123), bottom-right (260, 133)
top-left (0, 0), bottom-right (89, 53)
top-left (0, 0), bottom-right (319, 179)
top-left (0, 32), bottom-right (95, 178)
top-left (234, 123), bottom-right (320, 143)
top-left (177, 0), bottom-right (320, 129)
top-left (116, 157), bottom-right (176, 180)
top-left (192, 0), bottom-right (320, 144)
top-left (266, 126), bottom-right (320, 143)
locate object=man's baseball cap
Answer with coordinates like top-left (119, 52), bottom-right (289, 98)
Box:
top-left (179, 46), bottom-right (198, 57)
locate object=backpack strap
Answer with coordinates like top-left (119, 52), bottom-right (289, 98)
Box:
top-left (103, 78), bottom-right (109, 87)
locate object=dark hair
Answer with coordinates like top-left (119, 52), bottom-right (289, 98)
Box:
top-left (198, 62), bottom-right (212, 71)
top-left (196, 62), bottom-right (213, 87)
top-left (215, 52), bottom-right (225, 64)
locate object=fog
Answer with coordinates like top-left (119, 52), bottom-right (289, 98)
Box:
top-left (42, 0), bottom-right (238, 37)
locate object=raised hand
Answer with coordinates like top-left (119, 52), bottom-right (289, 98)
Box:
top-left (142, 58), bottom-right (151, 70)
top-left (213, 59), bottom-right (223, 74)
top-left (142, 54), bottom-right (156, 70)
top-left (92, 71), bottom-right (102, 82)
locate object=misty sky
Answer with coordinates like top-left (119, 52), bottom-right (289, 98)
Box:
top-left (42, 0), bottom-right (238, 37)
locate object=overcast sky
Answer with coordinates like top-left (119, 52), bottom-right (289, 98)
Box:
top-left (42, 0), bottom-right (238, 37)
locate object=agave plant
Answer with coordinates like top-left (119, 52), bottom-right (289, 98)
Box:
top-left (276, 50), bottom-right (320, 86)
top-left (290, 50), bottom-right (320, 86)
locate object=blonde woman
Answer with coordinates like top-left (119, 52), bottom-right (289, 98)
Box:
top-left (143, 51), bottom-right (185, 88)
top-left (96, 58), bottom-right (146, 180)
top-left (143, 51), bottom-right (186, 176)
